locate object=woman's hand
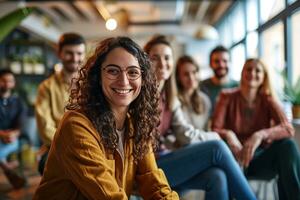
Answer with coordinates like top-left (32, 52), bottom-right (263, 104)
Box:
top-left (226, 130), bottom-right (243, 162)
top-left (240, 131), bottom-right (265, 167)
top-left (0, 130), bottom-right (19, 143)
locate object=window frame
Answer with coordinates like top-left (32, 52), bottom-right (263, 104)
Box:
top-left (216, 0), bottom-right (300, 91)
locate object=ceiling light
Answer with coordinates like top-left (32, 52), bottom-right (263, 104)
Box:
top-left (194, 24), bottom-right (219, 40)
top-left (106, 18), bottom-right (117, 31)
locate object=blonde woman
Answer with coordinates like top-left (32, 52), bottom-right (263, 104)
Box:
top-left (212, 58), bottom-right (300, 200)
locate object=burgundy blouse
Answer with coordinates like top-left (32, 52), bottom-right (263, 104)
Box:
top-left (212, 88), bottom-right (294, 144)
top-left (158, 92), bottom-right (172, 136)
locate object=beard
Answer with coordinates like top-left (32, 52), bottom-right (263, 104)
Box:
top-left (0, 87), bottom-right (10, 96)
top-left (63, 61), bottom-right (81, 73)
top-left (213, 67), bottom-right (228, 79)
top-left (0, 87), bottom-right (8, 93)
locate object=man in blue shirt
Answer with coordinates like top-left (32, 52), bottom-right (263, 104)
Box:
top-left (0, 69), bottom-right (27, 189)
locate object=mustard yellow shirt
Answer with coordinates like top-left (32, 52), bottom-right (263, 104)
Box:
top-left (33, 111), bottom-right (178, 200)
top-left (35, 71), bottom-right (69, 146)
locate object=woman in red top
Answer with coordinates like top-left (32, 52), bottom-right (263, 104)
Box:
top-left (212, 58), bottom-right (300, 200)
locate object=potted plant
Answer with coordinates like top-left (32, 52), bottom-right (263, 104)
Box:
top-left (283, 76), bottom-right (300, 119)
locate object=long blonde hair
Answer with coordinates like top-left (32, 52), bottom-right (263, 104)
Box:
top-left (241, 58), bottom-right (277, 100)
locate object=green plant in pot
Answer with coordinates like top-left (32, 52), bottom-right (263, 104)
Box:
top-left (283, 76), bottom-right (300, 119)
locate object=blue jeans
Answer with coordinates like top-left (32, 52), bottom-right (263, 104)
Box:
top-left (157, 140), bottom-right (256, 200)
top-left (0, 140), bottom-right (19, 161)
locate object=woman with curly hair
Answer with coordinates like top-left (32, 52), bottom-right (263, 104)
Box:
top-left (144, 35), bottom-right (256, 200)
top-left (33, 37), bottom-right (179, 200)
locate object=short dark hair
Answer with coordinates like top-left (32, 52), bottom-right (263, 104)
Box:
top-left (209, 45), bottom-right (229, 62)
top-left (58, 32), bottom-right (85, 52)
top-left (0, 69), bottom-right (14, 78)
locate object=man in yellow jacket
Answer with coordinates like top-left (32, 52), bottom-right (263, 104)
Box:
top-left (35, 32), bottom-right (86, 174)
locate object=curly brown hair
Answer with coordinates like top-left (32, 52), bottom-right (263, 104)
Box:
top-left (66, 37), bottom-right (160, 162)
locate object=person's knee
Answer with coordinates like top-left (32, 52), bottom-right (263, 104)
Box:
top-left (277, 138), bottom-right (299, 156)
top-left (274, 139), bottom-right (300, 169)
top-left (0, 141), bottom-right (19, 160)
top-left (185, 140), bottom-right (229, 157)
top-left (210, 140), bottom-right (228, 151)
top-left (210, 140), bottom-right (233, 161)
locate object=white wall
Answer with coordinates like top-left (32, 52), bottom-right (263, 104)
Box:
top-left (185, 39), bottom-right (218, 80)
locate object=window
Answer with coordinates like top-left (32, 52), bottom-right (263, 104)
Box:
top-left (289, 0), bottom-right (297, 5)
top-left (260, 0), bottom-right (285, 23)
top-left (214, 0), bottom-right (300, 101)
top-left (218, 19), bottom-right (232, 47)
top-left (247, 0), bottom-right (258, 31)
top-left (230, 44), bottom-right (246, 81)
top-left (246, 31), bottom-right (258, 57)
top-left (291, 10), bottom-right (300, 85)
top-left (232, 3), bottom-right (246, 43)
top-left (261, 22), bottom-right (285, 72)
top-left (261, 22), bottom-right (285, 94)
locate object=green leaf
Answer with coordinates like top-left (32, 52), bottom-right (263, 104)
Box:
top-left (0, 7), bottom-right (35, 42)
top-left (284, 74), bottom-right (300, 105)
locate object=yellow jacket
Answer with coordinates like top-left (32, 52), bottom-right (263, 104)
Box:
top-left (33, 111), bottom-right (178, 200)
top-left (35, 71), bottom-right (70, 146)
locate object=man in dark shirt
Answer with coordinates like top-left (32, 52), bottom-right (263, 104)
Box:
top-left (0, 69), bottom-right (27, 189)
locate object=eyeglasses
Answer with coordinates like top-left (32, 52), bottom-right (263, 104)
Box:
top-left (102, 65), bottom-right (143, 80)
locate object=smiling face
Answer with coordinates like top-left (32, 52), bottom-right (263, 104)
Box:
top-left (241, 60), bottom-right (265, 89)
top-left (210, 51), bottom-right (230, 79)
top-left (101, 47), bottom-right (142, 111)
top-left (0, 73), bottom-right (15, 95)
top-left (148, 44), bottom-right (174, 82)
top-left (59, 44), bottom-right (86, 73)
top-left (177, 61), bottom-right (199, 92)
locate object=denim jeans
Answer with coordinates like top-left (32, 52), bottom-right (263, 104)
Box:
top-left (0, 140), bottom-right (19, 161)
top-left (157, 140), bottom-right (256, 200)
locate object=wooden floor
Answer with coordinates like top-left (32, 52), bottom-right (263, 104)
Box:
top-left (0, 168), bottom-right (41, 200)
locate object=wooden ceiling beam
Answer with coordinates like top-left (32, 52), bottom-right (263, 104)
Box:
top-left (195, 1), bottom-right (211, 23)
top-left (208, 1), bottom-right (233, 25)
top-left (68, 2), bottom-right (89, 21)
top-left (51, 5), bottom-right (72, 22)
top-left (87, 0), bottom-right (104, 21)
